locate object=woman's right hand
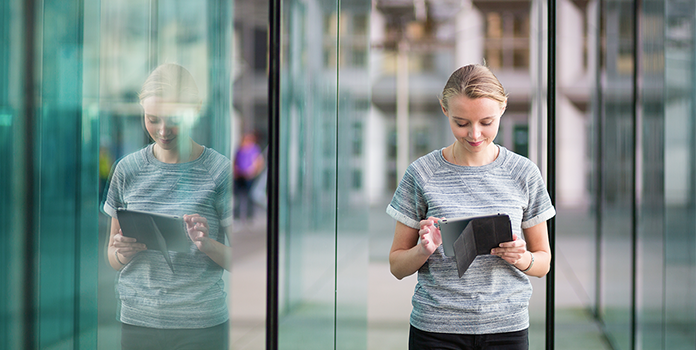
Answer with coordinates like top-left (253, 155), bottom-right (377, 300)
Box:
top-left (113, 229), bottom-right (147, 263)
top-left (417, 217), bottom-right (443, 256)
top-left (389, 216), bottom-right (444, 279)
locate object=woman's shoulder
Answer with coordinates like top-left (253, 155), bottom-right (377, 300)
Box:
top-left (409, 149), bottom-right (444, 170)
top-left (403, 149), bottom-right (446, 181)
top-left (112, 146), bottom-right (151, 173)
top-left (200, 147), bottom-right (231, 166)
top-left (498, 147), bottom-right (543, 179)
top-left (198, 147), bottom-right (232, 179)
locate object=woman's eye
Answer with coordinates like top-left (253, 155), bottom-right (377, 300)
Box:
top-left (481, 122), bottom-right (493, 126)
top-left (148, 117), bottom-right (161, 124)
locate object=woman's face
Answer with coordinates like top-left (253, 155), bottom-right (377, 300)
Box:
top-left (442, 95), bottom-right (505, 155)
top-left (141, 96), bottom-right (197, 152)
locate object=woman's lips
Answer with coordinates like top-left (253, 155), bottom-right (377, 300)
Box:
top-left (467, 140), bottom-right (484, 147)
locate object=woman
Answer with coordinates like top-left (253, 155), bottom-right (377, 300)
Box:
top-left (103, 63), bottom-right (232, 350)
top-left (387, 64), bottom-right (555, 349)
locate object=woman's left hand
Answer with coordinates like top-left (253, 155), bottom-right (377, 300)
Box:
top-left (184, 214), bottom-right (211, 252)
top-left (491, 234), bottom-right (527, 266)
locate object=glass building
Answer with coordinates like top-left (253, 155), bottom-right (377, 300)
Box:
top-left (1, 0), bottom-right (695, 349)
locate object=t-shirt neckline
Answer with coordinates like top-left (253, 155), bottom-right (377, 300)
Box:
top-left (438, 144), bottom-right (506, 172)
top-left (144, 143), bottom-right (207, 168)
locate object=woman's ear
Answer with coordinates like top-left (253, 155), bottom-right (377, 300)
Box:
top-left (439, 99), bottom-right (448, 116)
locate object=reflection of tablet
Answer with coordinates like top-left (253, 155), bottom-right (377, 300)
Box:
top-left (438, 214), bottom-right (512, 257)
top-left (116, 208), bottom-right (191, 272)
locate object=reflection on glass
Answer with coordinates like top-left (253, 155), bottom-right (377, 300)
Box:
top-left (95, 2), bottom-right (237, 348)
top-left (103, 64), bottom-right (232, 349)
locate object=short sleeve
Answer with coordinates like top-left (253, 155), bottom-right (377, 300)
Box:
top-left (521, 163), bottom-right (555, 229)
top-left (102, 159), bottom-right (126, 218)
top-left (216, 163), bottom-right (233, 228)
top-left (386, 164), bottom-right (429, 229)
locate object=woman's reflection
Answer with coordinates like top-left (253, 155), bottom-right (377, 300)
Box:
top-left (103, 63), bottom-right (232, 350)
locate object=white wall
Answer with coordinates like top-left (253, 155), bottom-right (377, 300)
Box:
top-left (366, 105), bottom-right (388, 205)
top-left (455, 0), bottom-right (484, 67)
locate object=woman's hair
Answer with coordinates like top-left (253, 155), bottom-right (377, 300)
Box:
top-left (139, 63), bottom-right (200, 104)
top-left (440, 64), bottom-right (507, 111)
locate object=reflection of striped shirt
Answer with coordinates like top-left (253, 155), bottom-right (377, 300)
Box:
top-left (387, 146), bottom-right (555, 334)
top-left (104, 143), bottom-right (232, 329)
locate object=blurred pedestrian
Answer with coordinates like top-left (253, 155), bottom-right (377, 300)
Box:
top-left (233, 131), bottom-right (264, 221)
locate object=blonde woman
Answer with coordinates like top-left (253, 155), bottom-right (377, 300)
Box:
top-left (387, 64), bottom-right (555, 349)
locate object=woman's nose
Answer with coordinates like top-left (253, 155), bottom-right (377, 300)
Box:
top-left (158, 121), bottom-right (173, 136)
top-left (470, 125), bottom-right (481, 139)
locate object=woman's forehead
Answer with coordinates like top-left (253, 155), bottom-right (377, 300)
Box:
top-left (141, 96), bottom-right (198, 116)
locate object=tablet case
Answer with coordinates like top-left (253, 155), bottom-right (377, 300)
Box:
top-left (116, 208), bottom-right (191, 272)
top-left (450, 214), bottom-right (513, 277)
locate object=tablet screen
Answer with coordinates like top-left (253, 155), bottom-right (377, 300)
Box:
top-left (116, 208), bottom-right (191, 253)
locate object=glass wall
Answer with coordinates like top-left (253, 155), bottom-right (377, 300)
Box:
top-left (598, 1), bottom-right (636, 348)
top-left (663, 0), bottom-right (696, 348)
top-left (555, 0), bottom-right (696, 349)
top-left (97, 2), bottom-right (235, 348)
top-left (1, 1), bottom-right (100, 348)
top-left (5, 0), bottom-right (696, 349)
top-left (276, 0), bottom-right (371, 348)
top-left (1, 0), bottom-right (241, 349)
top-left (637, 1), bottom-right (665, 348)
top-left (367, 0), bottom-right (552, 348)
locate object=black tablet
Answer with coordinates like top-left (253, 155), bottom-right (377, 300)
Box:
top-left (116, 208), bottom-right (192, 272)
top-left (438, 214), bottom-right (512, 258)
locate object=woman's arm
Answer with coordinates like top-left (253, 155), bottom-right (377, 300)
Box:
top-left (107, 217), bottom-right (147, 271)
top-left (492, 221), bottom-right (551, 278)
top-left (185, 214), bottom-right (232, 271)
top-left (389, 218), bottom-right (442, 280)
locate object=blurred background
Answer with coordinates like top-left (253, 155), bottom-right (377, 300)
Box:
top-left (2, 0), bottom-right (696, 349)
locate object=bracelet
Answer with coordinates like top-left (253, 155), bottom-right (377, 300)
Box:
top-left (520, 252), bottom-right (534, 272)
top-left (114, 250), bottom-right (126, 266)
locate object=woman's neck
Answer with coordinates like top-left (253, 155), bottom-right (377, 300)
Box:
top-left (451, 142), bottom-right (499, 167)
top-left (153, 140), bottom-right (202, 164)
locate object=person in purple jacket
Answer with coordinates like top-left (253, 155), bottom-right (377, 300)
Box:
top-left (233, 131), bottom-right (264, 221)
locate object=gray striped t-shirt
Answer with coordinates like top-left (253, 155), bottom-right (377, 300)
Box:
top-left (104, 143), bottom-right (232, 329)
top-left (387, 146), bottom-right (555, 334)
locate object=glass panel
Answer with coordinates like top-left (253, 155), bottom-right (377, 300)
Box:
top-left (97, 1), bottom-right (234, 349)
top-left (1, 0), bottom-right (101, 348)
top-left (278, 0), bottom-right (340, 348)
top-left (664, 0), bottom-right (696, 348)
top-left (600, 1), bottom-right (635, 348)
top-left (277, 0), bottom-right (371, 347)
top-left (230, 1), bottom-right (269, 348)
top-left (0, 0), bottom-right (30, 348)
top-left (554, 0), bottom-right (609, 348)
top-left (336, 1), bottom-right (371, 349)
top-left (369, 0), bottom-right (549, 348)
top-left (637, 0), bottom-right (666, 348)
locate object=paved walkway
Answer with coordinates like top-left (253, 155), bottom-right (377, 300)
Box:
top-left (98, 204), bottom-right (612, 350)
top-left (226, 204), bottom-right (611, 349)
